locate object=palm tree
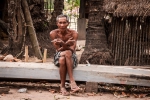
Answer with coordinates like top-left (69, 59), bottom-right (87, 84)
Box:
top-left (79, 0), bottom-right (113, 65)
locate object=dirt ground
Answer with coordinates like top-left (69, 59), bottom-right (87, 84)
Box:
top-left (0, 87), bottom-right (149, 100)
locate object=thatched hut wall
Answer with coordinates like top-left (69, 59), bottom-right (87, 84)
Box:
top-left (109, 17), bottom-right (150, 66)
top-left (103, 0), bottom-right (150, 66)
top-left (103, 0), bottom-right (150, 17)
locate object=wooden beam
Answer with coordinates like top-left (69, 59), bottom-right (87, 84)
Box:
top-left (0, 62), bottom-right (150, 87)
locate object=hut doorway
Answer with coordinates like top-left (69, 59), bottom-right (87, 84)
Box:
top-left (0, 0), bottom-right (6, 20)
top-left (0, 0), bottom-right (8, 50)
top-left (110, 17), bottom-right (150, 66)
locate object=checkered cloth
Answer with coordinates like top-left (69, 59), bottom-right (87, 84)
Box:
top-left (54, 51), bottom-right (78, 68)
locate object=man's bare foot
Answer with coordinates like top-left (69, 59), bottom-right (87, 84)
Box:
top-left (60, 87), bottom-right (70, 96)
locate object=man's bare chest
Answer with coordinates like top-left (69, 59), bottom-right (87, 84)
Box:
top-left (57, 33), bottom-right (72, 42)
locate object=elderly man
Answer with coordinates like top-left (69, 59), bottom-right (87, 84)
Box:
top-left (49, 14), bottom-right (80, 96)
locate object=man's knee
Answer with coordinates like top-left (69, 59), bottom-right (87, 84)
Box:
top-left (64, 50), bottom-right (72, 58)
top-left (59, 56), bottom-right (66, 65)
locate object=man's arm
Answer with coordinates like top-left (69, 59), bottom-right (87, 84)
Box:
top-left (50, 31), bottom-right (62, 51)
top-left (65, 31), bottom-right (78, 53)
top-left (50, 31), bottom-right (69, 52)
top-left (50, 30), bottom-right (78, 52)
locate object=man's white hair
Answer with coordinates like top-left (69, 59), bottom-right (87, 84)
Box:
top-left (56, 14), bottom-right (69, 22)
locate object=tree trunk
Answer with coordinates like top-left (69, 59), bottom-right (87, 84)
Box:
top-left (79, 0), bottom-right (113, 65)
top-left (7, 0), bottom-right (24, 57)
top-left (49, 0), bottom-right (64, 31)
top-left (22, 0), bottom-right (42, 59)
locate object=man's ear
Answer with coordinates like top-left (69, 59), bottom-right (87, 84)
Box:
top-left (67, 22), bottom-right (70, 25)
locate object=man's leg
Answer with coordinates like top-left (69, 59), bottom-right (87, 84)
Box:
top-left (63, 50), bottom-right (74, 81)
top-left (63, 50), bottom-right (80, 92)
top-left (59, 56), bottom-right (67, 88)
top-left (58, 55), bottom-right (70, 96)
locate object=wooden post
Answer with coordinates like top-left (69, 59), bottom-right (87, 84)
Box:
top-left (25, 46), bottom-right (28, 62)
top-left (86, 82), bottom-right (98, 93)
top-left (43, 49), bottom-right (47, 63)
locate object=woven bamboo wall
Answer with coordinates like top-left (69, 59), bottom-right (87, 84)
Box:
top-left (110, 17), bottom-right (150, 66)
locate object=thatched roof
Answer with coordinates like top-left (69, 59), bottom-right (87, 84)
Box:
top-left (103, 0), bottom-right (150, 17)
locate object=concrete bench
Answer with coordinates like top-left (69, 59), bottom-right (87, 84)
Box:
top-left (0, 62), bottom-right (150, 92)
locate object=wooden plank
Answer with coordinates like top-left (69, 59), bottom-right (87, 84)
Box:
top-left (0, 62), bottom-right (150, 87)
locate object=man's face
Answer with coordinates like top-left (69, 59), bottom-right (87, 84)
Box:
top-left (57, 17), bottom-right (69, 30)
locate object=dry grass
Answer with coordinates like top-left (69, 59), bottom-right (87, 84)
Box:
top-left (103, 0), bottom-right (150, 17)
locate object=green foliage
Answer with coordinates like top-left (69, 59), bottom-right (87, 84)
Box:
top-left (44, 0), bottom-right (54, 10)
top-left (64, 0), bottom-right (80, 17)
top-left (66, 0), bottom-right (80, 8)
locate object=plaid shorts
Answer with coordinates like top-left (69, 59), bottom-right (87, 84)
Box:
top-left (54, 51), bottom-right (78, 68)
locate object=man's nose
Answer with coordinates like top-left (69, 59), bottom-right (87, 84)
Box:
top-left (60, 24), bottom-right (65, 26)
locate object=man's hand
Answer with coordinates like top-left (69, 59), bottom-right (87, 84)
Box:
top-left (65, 37), bottom-right (75, 46)
top-left (56, 38), bottom-right (65, 45)
top-left (51, 39), bottom-right (57, 42)
top-left (51, 38), bottom-right (65, 46)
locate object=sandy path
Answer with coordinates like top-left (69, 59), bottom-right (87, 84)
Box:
top-left (0, 88), bottom-right (147, 100)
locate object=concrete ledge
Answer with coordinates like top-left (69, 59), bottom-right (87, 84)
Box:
top-left (0, 62), bottom-right (150, 87)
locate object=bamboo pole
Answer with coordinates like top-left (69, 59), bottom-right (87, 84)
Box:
top-left (114, 18), bottom-right (119, 65)
top-left (122, 19), bottom-right (126, 65)
top-left (141, 19), bottom-right (145, 65)
top-left (22, 0), bottom-right (42, 59)
top-left (130, 18), bottom-right (134, 63)
top-left (142, 18), bottom-right (146, 65)
top-left (124, 19), bottom-right (129, 64)
top-left (110, 18), bottom-right (115, 65)
top-left (118, 18), bottom-right (122, 65)
top-left (139, 19), bottom-right (142, 66)
top-left (128, 18), bottom-right (131, 65)
top-left (127, 18), bottom-right (130, 64)
top-left (127, 18), bottom-right (131, 64)
top-left (140, 19), bottom-right (144, 65)
top-left (117, 18), bottom-right (120, 65)
top-left (119, 18), bottom-right (124, 65)
top-left (137, 19), bottom-right (144, 66)
top-left (148, 17), bottom-right (150, 65)
top-left (132, 18), bottom-right (138, 65)
top-left (145, 18), bottom-right (148, 65)
top-left (112, 18), bottom-right (116, 60)
top-left (135, 19), bottom-right (139, 65)
top-left (131, 18), bottom-right (134, 61)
